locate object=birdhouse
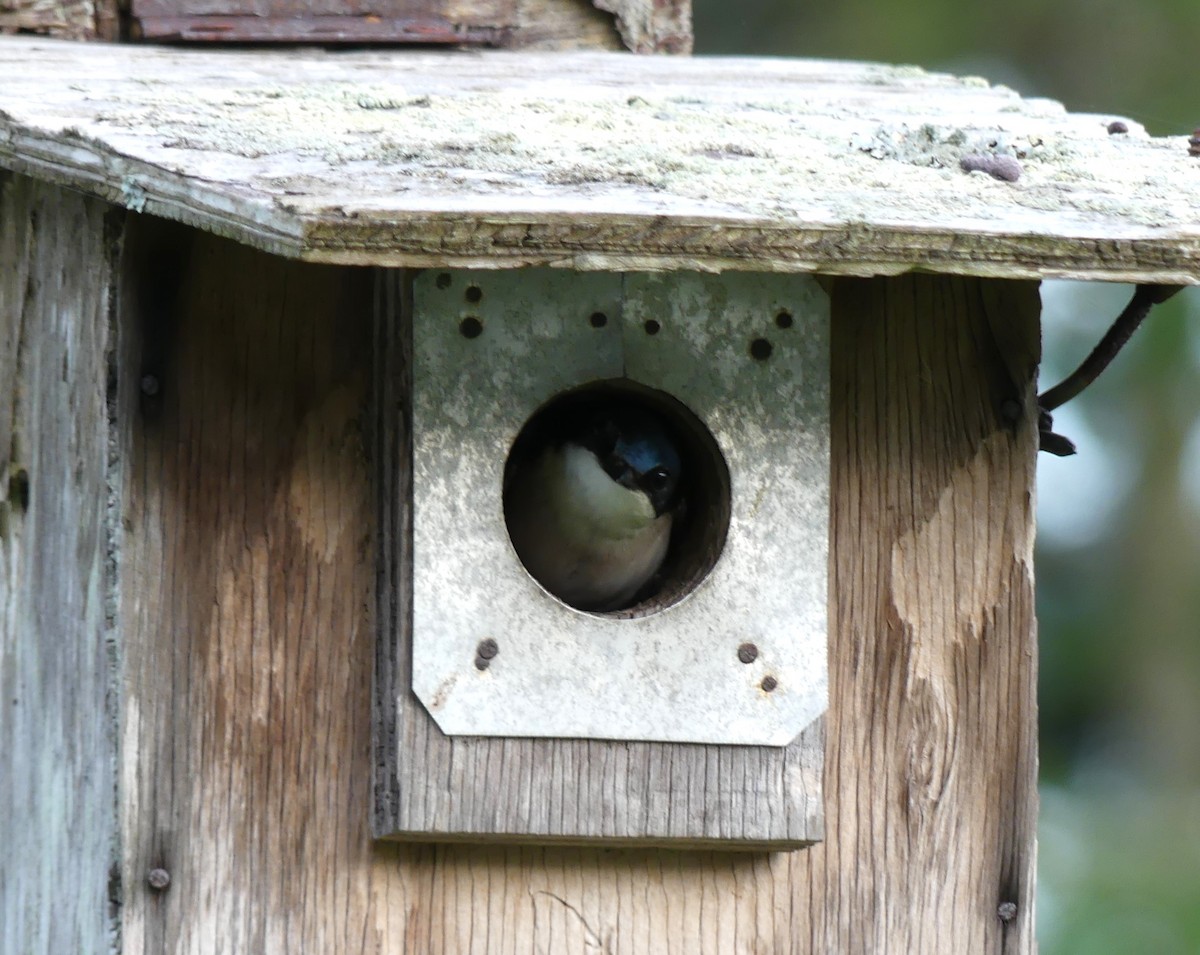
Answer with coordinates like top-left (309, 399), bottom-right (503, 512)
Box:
top-left (6, 30), bottom-right (1197, 955)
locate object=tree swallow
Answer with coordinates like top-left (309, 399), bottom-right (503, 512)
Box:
top-left (504, 400), bottom-right (684, 612)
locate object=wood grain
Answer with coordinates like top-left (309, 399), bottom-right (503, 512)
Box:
top-left (0, 174), bottom-right (120, 955)
top-left (115, 214), bottom-right (1038, 951)
top-left (127, 0), bottom-right (674, 49)
top-left (0, 0), bottom-right (97, 38)
top-left (0, 35), bottom-right (1194, 283)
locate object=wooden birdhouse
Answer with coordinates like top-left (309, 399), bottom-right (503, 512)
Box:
top-left (5, 28), bottom-right (1197, 955)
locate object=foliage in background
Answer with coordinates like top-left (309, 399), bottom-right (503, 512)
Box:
top-left (692, 2), bottom-right (1200, 950)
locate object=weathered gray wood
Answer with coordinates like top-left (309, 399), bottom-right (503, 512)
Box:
top-left (114, 212), bottom-right (1038, 950)
top-left (0, 0), bottom-right (99, 38)
top-left (0, 174), bottom-right (120, 955)
top-left (594, 0), bottom-right (690, 53)
top-left (115, 217), bottom-right (381, 955)
top-left (374, 268), bottom-right (824, 847)
top-left (126, 0), bottom-right (680, 49)
top-left (0, 35), bottom-right (1194, 283)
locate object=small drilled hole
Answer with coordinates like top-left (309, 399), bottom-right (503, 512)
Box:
top-left (589, 311), bottom-right (608, 328)
top-left (644, 319), bottom-right (661, 336)
top-left (459, 317), bottom-right (483, 339)
top-left (435, 273), bottom-right (452, 289)
top-left (761, 675), bottom-right (778, 693)
top-left (7, 469), bottom-right (30, 513)
top-left (465, 285), bottom-right (483, 304)
top-left (750, 338), bottom-right (773, 361)
top-left (775, 310), bottom-right (793, 329)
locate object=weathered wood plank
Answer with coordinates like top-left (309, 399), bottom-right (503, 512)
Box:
top-left (115, 218), bottom-right (379, 955)
top-left (116, 215), bottom-right (1038, 951)
top-left (0, 0), bottom-right (98, 38)
top-left (0, 174), bottom-right (120, 955)
top-left (799, 274), bottom-right (1040, 952)
top-left (0, 35), bottom-right (1194, 282)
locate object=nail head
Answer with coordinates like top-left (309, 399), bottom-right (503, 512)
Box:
top-left (477, 638), bottom-right (499, 660)
top-left (147, 868), bottom-right (171, 891)
top-left (997, 901), bottom-right (1017, 922)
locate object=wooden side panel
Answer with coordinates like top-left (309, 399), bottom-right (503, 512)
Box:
top-left (0, 175), bottom-right (120, 955)
top-left (119, 223), bottom-right (1038, 954)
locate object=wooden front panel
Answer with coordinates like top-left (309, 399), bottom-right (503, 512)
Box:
top-left (0, 175), bottom-right (119, 955)
top-left (117, 215), bottom-right (1038, 953)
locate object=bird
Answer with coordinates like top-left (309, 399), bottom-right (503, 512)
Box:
top-left (504, 399), bottom-right (684, 612)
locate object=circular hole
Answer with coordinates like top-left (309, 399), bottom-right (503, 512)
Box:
top-left (465, 285), bottom-right (483, 304)
top-left (749, 338), bottom-right (773, 361)
top-left (435, 273), bottom-right (452, 290)
top-left (589, 311), bottom-right (608, 329)
top-left (643, 319), bottom-right (661, 336)
top-left (761, 675), bottom-right (778, 693)
top-left (774, 310), bottom-right (793, 330)
top-left (459, 316), bottom-right (483, 339)
top-left (503, 379), bottom-right (731, 617)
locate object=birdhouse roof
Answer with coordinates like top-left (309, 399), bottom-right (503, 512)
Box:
top-left (2, 35), bottom-right (1196, 282)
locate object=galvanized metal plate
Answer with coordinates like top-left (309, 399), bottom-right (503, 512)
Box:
top-left (410, 268), bottom-right (828, 745)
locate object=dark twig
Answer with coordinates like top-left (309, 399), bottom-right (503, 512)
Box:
top-left (1036, 284), bottom-right (1184, 455)
top-left (1039, 284), bottom-right (1183, 412)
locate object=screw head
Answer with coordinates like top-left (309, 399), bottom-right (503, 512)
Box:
top-left (147, 868), bottom-right (171, 891)
top-left (476, 638), bottom-right (499, 660)
top-left (737, 643), bottom-right (759, 664)
top-left (760, 675), bottom-right (778, 693)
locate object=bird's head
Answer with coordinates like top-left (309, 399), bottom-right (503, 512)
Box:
top-left (576, 409), bottom-right (683, 518)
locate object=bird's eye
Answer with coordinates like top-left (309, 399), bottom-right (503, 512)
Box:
top-left (646, 467), bottom-right (672, 491)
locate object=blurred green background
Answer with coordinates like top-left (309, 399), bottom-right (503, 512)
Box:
top-left (691, 3), bottom-right (1200, 951)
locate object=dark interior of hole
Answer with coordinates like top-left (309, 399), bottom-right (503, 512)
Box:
top-left (504, 379), bottom-right (731, 618)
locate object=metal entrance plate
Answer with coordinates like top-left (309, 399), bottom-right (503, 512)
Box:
top-left (410, 268), bottom-right (828, 745)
